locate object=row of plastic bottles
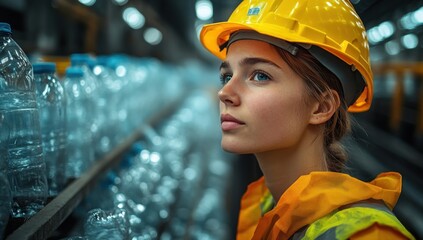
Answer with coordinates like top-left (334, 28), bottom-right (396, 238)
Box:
top-left (65, 91), bottom-right (230, 240)
top-left (1, 21), bottom-right (189, 237)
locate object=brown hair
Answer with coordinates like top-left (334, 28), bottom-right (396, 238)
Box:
top-left (274, 46), bottom-right (351, 172)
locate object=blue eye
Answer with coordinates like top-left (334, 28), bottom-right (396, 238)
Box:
top-left (220, 74), bottom-right (232, 85)
top-left (253, 72), bottom-right (270, 81)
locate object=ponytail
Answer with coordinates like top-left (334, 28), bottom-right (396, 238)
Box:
top-left (324, 104), bottom-right (350, 172)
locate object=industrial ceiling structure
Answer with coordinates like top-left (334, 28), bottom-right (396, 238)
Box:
top-left (0, 0), bottom-right (422, 63)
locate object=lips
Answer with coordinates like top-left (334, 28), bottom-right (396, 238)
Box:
top-left (220, 113), bottom-right (245, 131)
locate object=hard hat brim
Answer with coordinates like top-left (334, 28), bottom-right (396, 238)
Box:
top-left (200, 21), bottom-right (372, 112)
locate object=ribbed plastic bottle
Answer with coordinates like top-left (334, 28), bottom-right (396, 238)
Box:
top-left (33, 62), bottom-right (67, 197)
top-left (0, 22), bottom-right (47, 218)
top-left (63, 66), bottom-right (95, 179)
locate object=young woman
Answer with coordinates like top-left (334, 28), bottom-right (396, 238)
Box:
top-left (200, 0), bottom-right (415, 239)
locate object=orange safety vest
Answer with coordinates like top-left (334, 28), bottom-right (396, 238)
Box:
top-left (237, 172), bottom-right (415, 240)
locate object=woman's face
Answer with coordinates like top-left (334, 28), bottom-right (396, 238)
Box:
top-left (218, 40), bottom-right (315, 154)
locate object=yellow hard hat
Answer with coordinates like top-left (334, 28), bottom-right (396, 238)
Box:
top-left (200, 0), bottom-right (373, 112)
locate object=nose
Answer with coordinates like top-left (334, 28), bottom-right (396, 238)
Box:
top-left (218, 78), bottom-right (241, 106)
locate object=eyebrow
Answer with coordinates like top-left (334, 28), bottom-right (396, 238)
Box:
top-left (219, 61), bottom-right (229, 70)
top-left (219, 57), bottom-right (281, 71)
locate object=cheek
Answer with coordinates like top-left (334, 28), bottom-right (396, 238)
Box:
top-left (251, 90), bottom-right (307, 123)
top-left (249, 93), bottom-right (311, 146)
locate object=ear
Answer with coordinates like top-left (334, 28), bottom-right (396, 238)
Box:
top-left (309, 90), bottom-right (340, 125)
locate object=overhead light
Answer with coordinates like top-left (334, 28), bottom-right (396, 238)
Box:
top-left (112, 0), bottom-right (128, 6)
top-left (122, 7), bottom-right (145, 29)
top-left (400, 13), bottom-right (417, 30)
top-left (79, 0), bottom-right (96, 6)
top-left (401, 34), bottom-right (419, 49)
top-left (400, 6), bottom-right (423, 30)
top-left (367, 21), bottom-right (395, 45)
top-left (413, 7), bottom-right (423, 23)
top-left (384, 40), bottom-right (400, 56)
top-left (144, 27), bottom-right (163, 45)
top-left (378, 21), bottom-right (395, 38)
top-left (368, 28), bottom-right (383, 44)
top-left (195, 0), bottom-right (213, 21)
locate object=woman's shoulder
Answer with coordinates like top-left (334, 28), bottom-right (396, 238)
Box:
top-left (350, 224), bottom-right (410, 240)
top-left (300, 200), bottom-right (415, 240)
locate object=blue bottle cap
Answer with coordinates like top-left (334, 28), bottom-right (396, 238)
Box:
top-left (33, 62), bottom-right (56, 74)
top-left (65, 66), bottom-right (84, 78)
top-left (0, 22), bottom-right (11, 33)
top-left (70, 53), bottom-right (93, 65)
top-left (106, 56), bottom-right (121, 69)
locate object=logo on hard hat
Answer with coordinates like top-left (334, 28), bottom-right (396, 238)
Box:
top-left (248, 7), bottom-right (260, 16)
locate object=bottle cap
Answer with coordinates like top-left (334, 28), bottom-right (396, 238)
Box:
top-left (0, 22), bottom-right (11, 33)
top-left (70, 53), bottom-right (93, 66)
top-left (66, 66), bottom-right (84, 78)
top-left (33, 62), bottom-right (56, 74)
top-left (106, 56), bottom-right (121, 69)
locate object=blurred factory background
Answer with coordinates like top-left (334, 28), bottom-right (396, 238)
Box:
top-left (1, 0), bottom-right (423, 239)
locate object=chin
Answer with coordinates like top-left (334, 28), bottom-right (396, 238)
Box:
top-left (221, 141), bottom-right (253, 154)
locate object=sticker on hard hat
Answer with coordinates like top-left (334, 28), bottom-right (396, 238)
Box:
top-left (248, 7), bottom-right (260, 16)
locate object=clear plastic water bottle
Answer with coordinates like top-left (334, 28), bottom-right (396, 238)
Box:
top-left (105, 56), bottom-right (130, 142)
top-left (103, 56), bottom-right (128, 145)
top-left (33, 62), bottom-right (67, 197)
top-left (70, 54), bottom-right (105, 158)
top-left (0, 114), bottom-right (10, 236)
top-left (0, 109), bottom-right (9, 172)
top-left (90, 56), bottom-right (119, 156)
top-left (0, 22), bottom-right (47, 218)
top-left (63, 66), bottom-right (95, 179)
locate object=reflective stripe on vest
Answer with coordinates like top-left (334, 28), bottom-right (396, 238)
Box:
top-left (260, 191), bottom-right (275, 216)
top-left (290, 201), bottom-right (415, 240)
